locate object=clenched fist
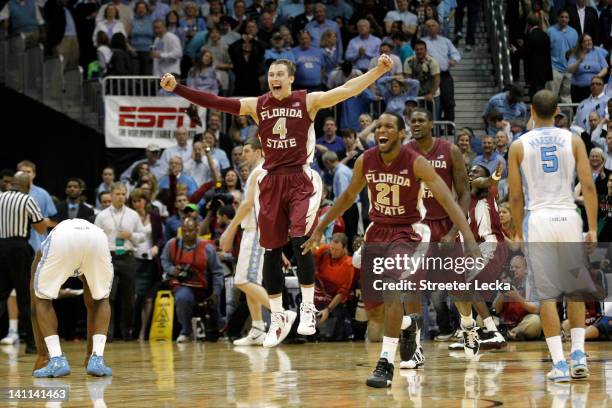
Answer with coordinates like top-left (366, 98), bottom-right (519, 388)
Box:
top-left (376, 54), bottom-right (394, 72)
top-left (160, 73), bottom-right (177, 92)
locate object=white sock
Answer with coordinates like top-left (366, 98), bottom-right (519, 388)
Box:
top-left (301, 286), bottom-right (314, 304)
top-left (380, 336), bottom-right (399, 363)
top-left (92, 334), bottom-right (107, 356)
top-left (44, 335), bottom-right (62, 358)
top-left (460, 314), bottom-right (474, 329)
top-left (8, 319), bottom-right (18, 333)
top-left (415, 328), bottom-right (422, 348)
top-left (570, 328), bottom-right (585, 353)
top-left (483, 316), bottom-right (497, 333)
top-left (546, 336), bottom-right (566, 364)
top-left (252, 320), bottom-right (265, 331)
top-left (401, 315), bottom-right (412, 330)
top-left (269, 296), bottom-right (284, 313)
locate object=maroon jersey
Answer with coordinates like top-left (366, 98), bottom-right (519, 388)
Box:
top-left (256, 90), bottom-right (315, 171)
top-left (363, 145), bottom-right (424, 225)
top-left (407, 138), bottom-right (454, 220)
top-left (468, 192), bottom-right (504, 243)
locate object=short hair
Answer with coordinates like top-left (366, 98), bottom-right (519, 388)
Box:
top-left (270, 59), bottom-right (296, 76)
top-left (17, 160), bottom-right (36, 172)
top-left (331, 232), bottom-right (348, 247)
top-left (591, 147), bottom-right (607, 161)
top-left (103, 165), bottom-right (115, 173)
top-left (473, 164), bottom-right (491, 177)
top-left (527, 13), bottom-right (539, 27)
top-left (322, 151), bottom-right (339, 163)
top-left (506, 84), bottom-right (523, 99)
top-left (324, 116), bottom-right (336, 125)
top-left (383, 111), bottom-right (406, 130)
top-left (217, 204), bottom-right (235, 219)
top-left (413, 39), bottom-right (427, 49)
top-left (98, 190), bottom-right (112, 202)
top-left (66, 177), bottom-right (83, 188)
top-left (1, 169), bottom-right (14, 178)
top-left (488, 109), bottom-right (504, 122)
top-left (531, 90), bottom-right (559, 119)
top-left (557, 9), bottom-right (569, 18)
top-left (341, 129), bottom-right (356, 138)
top-left (110, 181), bottom-right (127, 192)
top-left (245, 137), bottom-right (262, 150)
top-left (130, 187), bottom-right (149, 203)
top-left (410, 107), bottom-right (432, 122)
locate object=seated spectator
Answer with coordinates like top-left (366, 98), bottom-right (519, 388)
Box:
top-left (93, 5), bottom-right (127, 47)
top-left (384, 0), bottom-right (417, 37)
top-left (54, 178), bottom-right (95, 223)
top-left (314, 233), bottom-right (355, 341)
top-left (345, 19), bottom-right (381, 72)
top-left (292, 30), bottom-right (325, 91)
top-left (316, 117), bottom-right (346, 160)
top-left (337, 69), bottom-right (376, 132)
top-left (0, 0), bottom-right (45, 45)
top-left (567, 34), bottom-right (609, 103)
top-left (482, 85), bottom-right (526, 136)
top-left (419, 3), bottom-right (440, 38)
top-left (161, 217), bottom-right (225, 342)
top-left (107, 33), bottom-right (134, 76)
top-left (572, 76), bottom-right (609, 132)
top-left (278, 25), bottom-right (294, 48)
top-left (159, 156), bottom-right (198, 196)
top-left (580, 111), bottom-right (603, 152)
top-left (130, 0), bottom-right (154, 75)
top-left (473, 135), bottom-right (506, 177)
top-left (376, 75), bottom-right (420, 117)
top-left (487, 110), bottom-right (512, 143)
top-left (96, 0), bottom-right (132, 34)
top-left (185, 141), bottom-right (221, 187)
top-left (492, 255), bottom-right (542, 341)
top-left (264, 31), bottom-right (296, 70)
top-left (122, 144), bottom-right (167, 184)
top-left (317, 184), bottom-right (346, 243)
top-left (187, 49), bottom-right (220, 95)
top-left (456, 128), bottom-right (476, 168)
top-left (219, 15), bottom-right (240, 46)
top-left (151, 19), bottom-right (182, 77)
top-left (97, 191), bottom-right (113, 213)
top-left (96, 166), bottom-right (116, 209)
top-left (509, 119), bottom-right (527, 140)
top-left (590, 123), bottom-right (612, 171)
top-left (498, 202), bottom-right (517, 241)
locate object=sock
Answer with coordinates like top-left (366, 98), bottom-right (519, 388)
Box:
top-left (92, 334), bottom-right (107, 356)
top-left (460, 314), bottom-right (474, 329)
top-left (415, 327), bottom-right (422, 348)
top-left (252, 320), bottom-right (265, 331)
top-left (546, 336), bottom-right (565, 364)
top-left (44, 335), bottom-right (62, 358)
top-left (301, 286), bottom-right (314, 304)
top-left (8, 319), bottom-right (17, 333)
top-left (570, 328), bottom-right (585, 353)
top-left (269, 296), bottom-right (284, 313)
top-left (380, 336), bottom-right (399, 363)
top-left (483, 316), bottom-right (497, 333)
top-left (401, 315), bottom-right (412, 330)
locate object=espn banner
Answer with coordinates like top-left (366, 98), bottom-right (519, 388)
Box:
top-left (104, 96), bottom-right (203, 148)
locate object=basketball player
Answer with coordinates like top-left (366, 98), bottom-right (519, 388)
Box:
top-left (161, 55), bottom-right (394, 347)
top-left (219, 138), bottom-right (270, 346)
top-left (31, 218), bottom-right (113, 378)
top-left (508, 90), bottom-right (597, 382)
top-left (302, 112), bottom-right (480, 388)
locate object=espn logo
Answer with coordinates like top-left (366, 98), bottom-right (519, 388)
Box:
top-left (119, 106), bottom-right (198, 128)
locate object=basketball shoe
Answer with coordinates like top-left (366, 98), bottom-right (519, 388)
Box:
top-left (297, 303), bottom-right (317, 335)
top-left (478, 329), bottom-right (506, 350)
top-left (399, 314), bottom-right (424, 369)
top-left (33, 355), bottom-right (71, 378)
top-left (462, 322), bottom-right (480, 359)
top-left (86, 353), bottom-right (112, 377)
top-left (547, 360), bottom-right (570, 382)
top-left (569, 350), bottom-right (589, 379)
top-left (263, 310), bottom-right (297, 348)
top-left (233, 327), bottom-right (266, 346)
top-left (366, 358), bottom-right (394, 388)
top-left (0, 330), bottom-right (19, 345)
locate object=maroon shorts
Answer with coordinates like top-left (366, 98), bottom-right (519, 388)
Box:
top-left (256, 166), bottom-right (322, 249)
top-left (423, 217), bottom-right (454, 242)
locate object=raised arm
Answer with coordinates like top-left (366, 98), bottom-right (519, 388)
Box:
top-left (507, 140), bottom-right (525, 240)
top-left (470, 160), bottom-right (503, 190)
top-left (306, 54), bottom-right (393, 117)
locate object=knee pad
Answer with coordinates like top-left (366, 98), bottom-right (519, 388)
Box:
top-left (291, 237), bottom-right (315, 286)
top-left (263, 248), bottom-right (284, 295)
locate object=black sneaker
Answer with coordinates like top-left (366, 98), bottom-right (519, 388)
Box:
top-left (366, 358), bottom-right (394, 388)
top-left (399, 314), bottom-right (422, 364)
top-left (462, 323), bottom-right (480, 359)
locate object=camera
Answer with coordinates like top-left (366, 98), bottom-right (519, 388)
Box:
top-left (175, 264), bottom-right (194, 282)
top-left (204, 190), bottom-right (235, 214)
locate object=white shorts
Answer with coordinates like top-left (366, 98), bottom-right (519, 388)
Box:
top-left (234, 228), bottom-right (264, 285)
top-left (34, 222), bottom-right (114, 300)
top-left (524, 209), bottom-right (595, 300)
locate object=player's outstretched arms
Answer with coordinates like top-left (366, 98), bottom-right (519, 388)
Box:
top-left (470, 160), bottom-right (503, 190)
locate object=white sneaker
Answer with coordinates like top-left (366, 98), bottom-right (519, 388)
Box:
top-left (263, 310), bottom-right (297, 348)
top-left (176, 334), bottom-right (191, 343)
top-left (297, 303), bottom-right (317, 336)
top-left (0, 331), bottom-right (19, 345)
top-left (461, 323), bottom-right (480, 359)
top-left (233, 327), bottom-right (266, 346)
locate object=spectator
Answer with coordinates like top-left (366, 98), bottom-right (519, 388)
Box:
top-left (482, 85), bottom-right (526, 136)
top-left (96, 166), bottom-right (115, 209)
top-left (165, 193), bottom-right (190, 240)
top-left (575, 148), bottom-right (609, 202)
top-left (473, 135), bottom-right (506, 177)
top-left (166, 10), bottom-right (184, 45)
top-left (456, 128), bottom-right (476, 168)
top-left (0, 169), bottom-right (13, 192)
top-left (292, 30), bottom-right (325, 91)
top-left (369, 41), bottom-right (402, 80)
top-left (202, 129), bottom-right (231, 170)
top-left (592, 127), bottom-right (612, 170)
top-left (492, 255), bottom-right (542, 341)
top-left (280, 0), bottom-right (305, 21)
top-left (95, 31), bottom-right (112, 77)
top-left (348, 0), bottom-right (384, 37)
top-left (338, 75), bottom-right (376, 132)
top-left (523, 13), bottom-right (553, 98)
top-left (384, 0), bottom-right (418, 37)
top-left (95, 182), bottom-right (145, 340)
top-left (246, 0), bottom-right (264, 21)
top-left (601, 0), bottom-right (612, 46)
top-left (581, 111), bottom-right (604, 152)
top-left (229, 36), bottom-right (264, 96)
top-left (291, 0), bottom-right (315, 34)
top-left (263, 1), bottom-right (284, 29)
top-left (314, 233), bottom-right (355, 340)
top-left (279, 24), bottom-right (295, 49)
top-left (228, 115), bottom-right (257, 144)
top-left (495, 130), bottom-right (510, 162)
top-left (390, 31), bottom-right (414, 65)
top-left (498, 202), bottom-right (516, 240)
top-left (159, 156), bottom-right (198, 196)
top-left (205, 0), bottom-right (225, 29)
top-left (454, 0), bottom-right (478, 51)
top-left (573, 76), bottom-right (609, 132)
top-left (226, 4), bottom-right (247, 38)
top-left (376, 75), bottom-right (420, 117)
top-left (316, 117), bottom-right (346, 159)
top-left (187, 49), bottom-right (220, 95)
top-left (106, 33), bottom-right (135, 76)
top-left (97, 191), bottom-right (113, 213)
top-left (422, 19), bottom-right (460, 121)
top-left (319, 29), bottom-right (341, 78)
top-left (567, 34), bottom-right (609, 102)
top-left (437, 0), bottom-right (457, 38)
top-left (404, 39), bottom-right (441, 115)
top-left (231, 146), bottom-right (244, 173)
top-left (137, 174), bottom-right (168, 218)
top-left (179, 1), bottom-right (207, 47)
top-left (305, 3), bottom-right (342, 55)
top-left (327, 59), bottom-right (361, 89)
top-left (419, 3), bottom-right (440, 38)
top-left (149, 0), bottom-right (170, 22)
top-left (185, 141), bottom-right (221, 186)
top-left (128, 188), bottom-right (164, 341)
top-left (161, 217), bottom-right (224, 342)
top-left (257, 12), bottom-right (278, 48)
top-left (125, 162), bottom-right (151, 192)
top-left (546, 10), bottom-right (579, 104)
top-left (121, 144), bottom-right (167, 184)
top-left (161, 127), bottom-right (193, 167)
top-left (151, 19), bottom-right (183, 77)
top-left (130, 0), bottom-right (154, 75)
top-left (43, 0), bottom-right (79, 70)
top-left (93, 4), bottom-right (127, 47)
top-left (340, 129), bottom-right (365, 169)
top-left (345, 19), bottom-right (381, 73)
top-left (0, 0), bottom-right (44, 45)
top-left (326, 0), bottom-right (352, 21)
top-left (597, 174), bottom-right (612, 241)
top-left (203, 26), bottom-right (233, 95)
top-left (264, 31), bottom-right (296, 69)
top-left (96, 0), bottom-right (132, 34)
top-left (568, 0), bottom-right (600, 46)
top-left (54, 178), bottom-right (95, 223)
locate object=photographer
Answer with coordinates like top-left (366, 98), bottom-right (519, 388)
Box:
top-left (161, 218), bottom-right (225, 343)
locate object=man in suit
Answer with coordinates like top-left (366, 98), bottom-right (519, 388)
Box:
top-left (523, 14), bottom-right (553, 99)
top-left (600, 0), bottom-right (612, 47)
top-left (568, 0), bottom-right (600, 46)
top-left (54, 178), bottom-right (95, 224)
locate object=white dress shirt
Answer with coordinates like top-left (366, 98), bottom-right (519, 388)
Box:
top-left (160, 143), bottom-right (193, 168)
top-left (184, 157), bottom-right (220, 186)
top-left (152, 31), bottom-right (183, 77)
top-left (94, 204), bottom-right (145, 251)
top-left (577, 6), bottom-right (585, 33)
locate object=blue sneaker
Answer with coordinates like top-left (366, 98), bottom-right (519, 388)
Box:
top-left (569, 350), bottom-right (589, 379)
top-left (547, 360), bottom-right (570, 383)
top-left (86, 353), bottom-right (112, 377)
top-left (33, 355), bottom-right (71, 378)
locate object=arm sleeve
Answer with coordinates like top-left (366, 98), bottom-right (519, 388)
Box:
top-left (160, 240), bottom-right (175, 275)
top-left (173, 84), bottom-right (241, 115)
top-left (26, 198), bottom-right (44, 224)
top-left (206, 244), bottom-right (225, 295)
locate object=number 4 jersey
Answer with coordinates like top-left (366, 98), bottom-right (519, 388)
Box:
top-left (363, 145), bottom-right (426, 225)
top-left (520, 127), bottom-right (576, 211)
top-left (256, 90), bottom-right (315, 171)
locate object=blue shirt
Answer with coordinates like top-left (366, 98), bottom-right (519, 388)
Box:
top-left (345, 34), bottom-right (382, 72)
top-left (422, 35), bottom-right (461, 72)
top-left (159, 173), bottom-right (198, 196)
top-left (548, 24), bottom-right (579, 73)
top-left (326, 0), bottom-right (353, 21)
top-left (150, 1), bottom-right (170, 22)
top-left (340, 89), bottom-right (376, 131)
top-left (305, 19), bottom-right (343, 56)
top-left (211, 147), bottom-right (230, 170)
top-left (473, 152), bottom-right (506, 178)
top-left (186, 67), bottom-right (219, 94)
top-left (130, 15), bottom-right (154, 52)
top-left (377, 77), bottom-right (420, 117)
top-left (264, 48), bottom-right (296, 64)
top-left (568, 47), bottom-right (609, 87)
top-left (482, 92), bottom-right (527, 134)
top-left (64, 8), bottom-right (76, 37)
top-left (184, 30), bottom-right (208, 60)
top-left (279, 2), bottom-right (304, 18)
top-left (573, 92), bottom-right (609, 131)
top-left (317, 135), bottom-right (346, 157)
top-left (437, 0), bottom-right (457, 19)
top-left (165, 214), bottom-right (181, 241)
top-left (292, 46), bottom-right (325, 87)
top-left (332, 163), bottom-right (356, 202)
top-left (28, 184), bottom-right (57, 251)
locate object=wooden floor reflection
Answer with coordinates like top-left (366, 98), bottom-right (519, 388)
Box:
top-left (0, 341), bottom-right (610, 407)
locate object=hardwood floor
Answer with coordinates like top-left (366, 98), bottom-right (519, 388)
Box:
top-left (0, 341), bottom-right (610, 407)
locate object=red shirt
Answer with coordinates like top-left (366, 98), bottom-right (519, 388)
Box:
top-left (315, 244), bottom-right (355, 302)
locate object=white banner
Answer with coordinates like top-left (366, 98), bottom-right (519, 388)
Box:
top-left (104, 96), bottom-right (204, 148)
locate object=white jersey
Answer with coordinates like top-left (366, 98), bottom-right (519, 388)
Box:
top-left (520, 127), bottom-right (576, 211)
top-left (241, 162), bottom-right (264, 230)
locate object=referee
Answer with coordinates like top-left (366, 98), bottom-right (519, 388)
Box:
top-left (0, 172), bottom-right (48, 354)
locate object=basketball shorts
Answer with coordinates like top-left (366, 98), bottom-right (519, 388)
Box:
top-left (35, 224), bottom-right (113, 300)
top-left (234, 228), bottom-right (264, 285)
top-left (423, 217), bottom-right (453, 242)
top-left (255, 165), bottom-right (322, 249)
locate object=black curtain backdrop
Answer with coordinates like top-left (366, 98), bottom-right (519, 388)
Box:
top-left (0, 86), bottom-right (143, 202)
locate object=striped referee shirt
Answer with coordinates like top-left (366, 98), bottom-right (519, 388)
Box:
top-left (0, 190), bottom-right (44, 239)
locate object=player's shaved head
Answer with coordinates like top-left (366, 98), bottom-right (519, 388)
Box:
top-left (531, 90), bottom-right (558, 119)
top-left (11, 171), bottom-right (30, 193)
top-left (383, 112), bottom-right (406, 131)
